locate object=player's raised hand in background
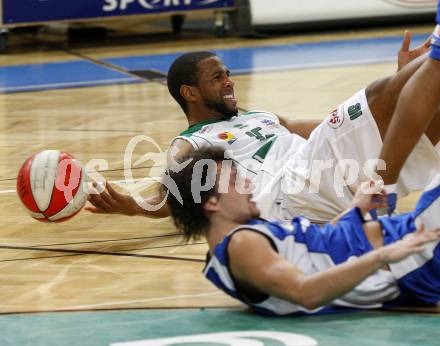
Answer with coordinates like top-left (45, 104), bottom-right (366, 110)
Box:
top-left (397, 30), bottom-right (431, 71)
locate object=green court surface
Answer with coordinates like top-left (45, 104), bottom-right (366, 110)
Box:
top-left (0, 309), bottom-right (438, 346)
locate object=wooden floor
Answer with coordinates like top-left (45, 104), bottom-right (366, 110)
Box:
top-left (0, 21), bottom-right (432, 314)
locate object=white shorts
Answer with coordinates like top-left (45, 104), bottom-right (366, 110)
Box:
top-left (257, 89), bottom-right (440, 223)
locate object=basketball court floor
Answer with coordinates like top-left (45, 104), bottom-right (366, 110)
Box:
top-left (0, 18), bottom-right (438, 345)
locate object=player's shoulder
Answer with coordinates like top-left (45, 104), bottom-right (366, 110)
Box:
top-left (177, 118), bottom-right (227, 138)
top-left (229, 228), bottom-right (273, 251)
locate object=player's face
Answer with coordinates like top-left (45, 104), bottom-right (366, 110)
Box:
top-left (217, 167), bottom-right (260, 222)
top-left (195, 57), bottom-right (238, 119)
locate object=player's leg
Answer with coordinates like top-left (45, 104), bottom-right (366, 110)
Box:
top-left (379, 59), bottom-right (440, 185)
top-left (377, 4), bottom-right (440, 194)
top-left (365, 53), bottom-right (427, 141)
top-left (424, 103), bottom-right (440, 150)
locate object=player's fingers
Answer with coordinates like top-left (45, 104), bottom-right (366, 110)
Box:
top-left (415, 223), bottom-right (425, 235)
top-left (84, 206), bottom-right (105, 214)
top-left (373, 201), bottom-right (387, 209)
top-left (371, 194), bottom-right (387, 207)
top-left (106, 181), bottom-right (121, 199)
top-left (407, 245), bottom-right (426, 254)
top-left (98, 188), bottom-right (116, 207)
top-left (88, 187), bottom-right (113, 212)
top-left (414, 36), bottom-right (432, 55)
top-left (422, 35), bottom-right (432, 48)
top-left (400, 30), bottom-right (411, 52)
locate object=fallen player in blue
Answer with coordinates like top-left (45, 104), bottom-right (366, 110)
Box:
top-left (165, 148), bottom-right (440, 316)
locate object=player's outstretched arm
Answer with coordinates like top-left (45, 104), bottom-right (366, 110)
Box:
top-left (86, 181), bottom-right (171, 218)
top-left (85, 139), bottom-right (193, 219)
top-left (228, 226), bottom-right (440, 310)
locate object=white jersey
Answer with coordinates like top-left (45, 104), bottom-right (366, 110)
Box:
top-left (173, 90), bottom-right (440, 222)
top-left (173, 111), bottom-right (301, 176)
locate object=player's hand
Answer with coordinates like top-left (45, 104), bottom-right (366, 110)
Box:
top-left (85, 180), bottom-right (142, 216)
top-left (397, 30), bottom-right (431, 71)
top-left (350, 180), bottom-right (387, 216)
top-left (379, 225), bottom-right (440, 263)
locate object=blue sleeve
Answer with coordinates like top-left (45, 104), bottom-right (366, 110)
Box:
top-left (294, 208), bottom-right (373, 265)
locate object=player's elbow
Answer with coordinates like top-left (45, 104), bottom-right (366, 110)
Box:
top-left (286, 281), bottom-right (325, 310)
top-left (298, 295), bottom-right (323, 310)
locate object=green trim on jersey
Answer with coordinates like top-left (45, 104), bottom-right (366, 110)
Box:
top-left (242, 111), bottom-right (268, 116)
top-left (252, 137), bottom-right (277, 163)
top-left (179, 119), bottom-right (225, 137)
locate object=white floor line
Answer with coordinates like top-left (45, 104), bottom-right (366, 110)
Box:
top-left (0, 189), bottom-right (17, 194)
top-left (59, 291), bottom-right (223, 310)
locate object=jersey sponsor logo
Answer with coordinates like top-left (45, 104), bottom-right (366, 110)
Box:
top-left (260, 119), bottom-right (277, 128)
top-left (111, 331), bottom-right (318, 346)
top-left (327, 108), bottom-right (344, 129)
top-left (348, 102), bottom-right (363, 121)
top-left (218, 131), bottom-right (237, 144)
top-left (199, 125), bottom-right (213, 134)
top-left (233, 123), bottom-right (248, 129)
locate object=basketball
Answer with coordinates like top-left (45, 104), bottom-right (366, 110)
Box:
top-left (16, 150), bottom-right (88, 222)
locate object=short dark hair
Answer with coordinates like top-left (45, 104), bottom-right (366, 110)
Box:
top-left (163, 147), bottom-right (230, 241)
top-left (167, 51), bottom-right (216, 114)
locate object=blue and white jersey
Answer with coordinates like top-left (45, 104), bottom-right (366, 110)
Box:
top-left (204, 209), bottom-right (399, 316)
top-left (204, 175), bottom-right (440, 315)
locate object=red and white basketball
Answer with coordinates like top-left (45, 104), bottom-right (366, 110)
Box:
top-left (16, 150), bottom-right (88, 222)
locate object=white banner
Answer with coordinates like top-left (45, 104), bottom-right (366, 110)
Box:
top-left (250, 0), bottom-right (437, 26)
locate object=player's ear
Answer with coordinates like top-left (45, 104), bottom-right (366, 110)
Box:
top-left (204, 196), bottom-right (219, 212)
top-left (180, 85), bottom-right (197, 102)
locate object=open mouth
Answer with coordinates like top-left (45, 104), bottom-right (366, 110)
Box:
top-left (222, 93), bottom-right (237, 106)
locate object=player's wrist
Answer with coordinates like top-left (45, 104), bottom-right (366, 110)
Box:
top-left (376, 247), bottom-right (392, 266)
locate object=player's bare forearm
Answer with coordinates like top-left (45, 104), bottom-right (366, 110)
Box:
top-left (228, 231), bottom-right (385, 310)
top-left (277, 117), bottom-right (321, 139)
top-left (229, 227), bottom-right (440, 311)
top-left (280, 228), bottom-right (439, 309)
top-left (136, 194), bottom-right (171, 218)
top-left (86, 182), bottom-right (170, 218)
top-left (291, 250), bottom-right (385, 309)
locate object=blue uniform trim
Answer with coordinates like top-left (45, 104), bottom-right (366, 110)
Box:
top-left (204, 267), bottom-right (240, 300)
top-left (429, 44), bottom-right (440, 60)
top-left (398, 245), bottom-right (440, 305)
top-left (437, 1), bottom-right (440, 24)
top-left (380, 182), bottom-right (440, 244)
top-left (430, 9), bottom-right (440, 61)
top-left (294, 208), bottom-right (372, 264)
top-left (414, 181), bottom-right (440, 218)
top-left (213, 236), bottom-right (231, 266)
top-left (379, 179), bottom-right (440, 305)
